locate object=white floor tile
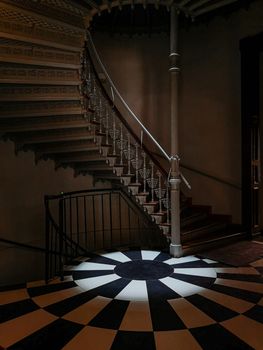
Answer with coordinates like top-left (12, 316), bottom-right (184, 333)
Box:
top-left (164, 256), bottom-right (199, 265)
top-left (101, 252), bottom-right (131, 262)
top-left (115, 280), bottom-right (148, 301)
top-left (174, 268), bottom-right (217, 278)
top-left (70, 262), bottom-right (116, 271)
top-left (202, 258), bottom-right (218, 264)
top-left (75, 274), bottom-right (120, 291)
top-left (160, 277), bottom-right (204, 297)
top-left (141, 250), bottom-right (161, 260)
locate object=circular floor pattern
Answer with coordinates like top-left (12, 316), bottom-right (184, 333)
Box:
top-left (114, 259), bottom-right (174, 280)
top-left (71, 250), bottom-right (218, 302)
top-left (1, 250), bottom-right (263, 350)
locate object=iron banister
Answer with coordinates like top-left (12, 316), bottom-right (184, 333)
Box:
top-left (86, 30), bottom-right (171, 162)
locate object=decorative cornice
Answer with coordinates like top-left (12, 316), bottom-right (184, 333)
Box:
top-left (0, 66), bottom-right (81, 85)
top-left (0, 86), bottom-right (80, 101)
top-left (0, 45), bottom-right (81, 68)
top-left (0, 101), bottom-right (82, 117)
top-left (0, 20), bottom-right (83, 51)
top-left (0, 1), bottom-right (85, 35)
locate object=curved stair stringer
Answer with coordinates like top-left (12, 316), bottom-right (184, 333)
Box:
top-left (0, 0), bottom-right (245, 253)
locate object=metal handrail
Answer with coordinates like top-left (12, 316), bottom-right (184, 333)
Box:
top-left (86, 31), bottom-right (171, 162)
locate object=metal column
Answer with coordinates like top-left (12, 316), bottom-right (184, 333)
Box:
top-left (169, 4), bottom-right (183, 257)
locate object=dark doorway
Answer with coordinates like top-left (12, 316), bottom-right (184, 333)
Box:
top-left (240, 32), bottom-right (263, 236)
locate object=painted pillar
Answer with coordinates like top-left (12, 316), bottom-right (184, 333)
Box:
top-left (169, 4), bottom-right (183, 257)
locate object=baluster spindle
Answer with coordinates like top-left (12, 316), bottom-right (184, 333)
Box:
top-left (162, 179), bottom-right (170, 224)
top-left (120, 124), bottom-right (123, 165)
top-left (147, 161), bottom-right (158, 202)
top-left (105, 108), bottom-right (109, 145)
top-left (127, 133), bottom-right (132, 175)
top-left (139, 152), bottom-right (150, 193)
top-left (131, 143), bottom-right (141, 183)
top-left (155, 170), bottom-right (166, 213)
top-left (98, 98), bottom-right (103, 133)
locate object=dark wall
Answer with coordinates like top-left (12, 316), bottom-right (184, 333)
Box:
top-left (93, 0), bottom-right (263, 223)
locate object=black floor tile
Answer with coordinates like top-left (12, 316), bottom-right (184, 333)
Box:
top-left (88, 299), bottom-right (129, 330)
top-left (210, 283), bottom-right (262, 303)
top-left (171, 273), bottom-right (216, 288)
top-left (27, 281), bottom-right (77, 297)
top-left (111, 331), bottom-right (155, 350)
top-left (153, 252), bottom-right (170, 262)
top-left (0, 283), bottom-right (26, 292)
top-left (146, 280), bottom-right (181, 301)
top-left (122, 250), bottom-right (142, 260)
top-left (94, 277), bottom-right (131, 299)
top-left (44, 290), bottom-right (96, 317)
top-left (186, 294), bottom-right (238, 322)
top-left (88, 255), bottom-right (121, 266)
top-left (114, 260), bottom-right (173, 280)
top-left (8, 318), bottom-right (83, 350)
top-left (149, 300), bottom-right (186, 331)
top-left (73, 270), bottom-right (114, 280)
top-left (0, 299), bottom-right (39, 323)
top-left (244, 305), bottom-right (263, 323)
top-left (172, 260), bottom-right (210, 268)
top-left (190, 323), bottom-right (254, 350)
top-left (216, 273), bottom-right (263, 283)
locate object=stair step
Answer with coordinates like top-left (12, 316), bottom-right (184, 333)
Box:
top-left (0, 64), bottom-right (81, 85)
top-left (183, 225), bottom-right (246, 253)
top-left (6, 127), bottom-right (98, 145)
top-left (0, 85), bottom-right (80, 102)
top-left (143, 201), bottom-right (158, 214)
top-left (0, 116), bottom-right (92, 133)
top-left (128, 183), bottom-right (141, 195)
top-left (120, 175), bottom-right (133, 186)
top-left (0, 101), bottom-right (82, 118)
top-left (57, 159), bottom-right (107, 169)
top-left (27, 140), bottom-right (101, 154)
top-left (135, 193), bottom-right (148, 205)
top-left (0, 44), bottom-right (81, 69)
top-left (106, 156), bottom-right (117, 166)
top-left (112, 165), bottom-right (124, 177)
top-left (181, 221), bottom-right (228, 243)
top-left (151, 212), bottom-right (166, 224)
top-left (159, 223), bottom-right (170, 236)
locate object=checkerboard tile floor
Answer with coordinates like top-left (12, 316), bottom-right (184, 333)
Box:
top-left (1, 250), bottom-right (263, 349)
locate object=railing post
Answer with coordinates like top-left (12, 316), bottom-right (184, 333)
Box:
top-left (169, 4), bottom-right (183, 257)
top-left (58, 197), bottom-right (64, 281)
top-left (44, 196), bottom-right (50, 284)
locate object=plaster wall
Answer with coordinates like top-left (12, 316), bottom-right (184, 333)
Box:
top-left (260, 54), bottom-right (263, 230)
top-left (0, 141), bottom-right (103, 286)
top-left (93, 0), bottom-right (263, 223)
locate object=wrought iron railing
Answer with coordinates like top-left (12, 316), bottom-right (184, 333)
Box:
top-left (45, 188), bottom-right (164, 282)
top-left (82, 39), bottom-right (173, 228)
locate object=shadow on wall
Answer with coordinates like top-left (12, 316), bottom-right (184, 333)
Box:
top-left (0, 141), bottom-right (108, 286)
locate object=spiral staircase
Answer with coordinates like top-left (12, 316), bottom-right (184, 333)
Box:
top-left (0, 0), bottom-right (246, 254)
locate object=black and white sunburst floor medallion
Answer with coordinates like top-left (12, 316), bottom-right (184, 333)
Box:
top-left (0, 250), bottom-right (263, 350)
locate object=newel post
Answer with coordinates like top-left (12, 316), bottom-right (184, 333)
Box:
top-left (169, 4), bottom-right (183, 257)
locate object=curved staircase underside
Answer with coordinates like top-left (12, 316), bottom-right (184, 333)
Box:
top-left (0, 0), bottom-right (246, 253)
